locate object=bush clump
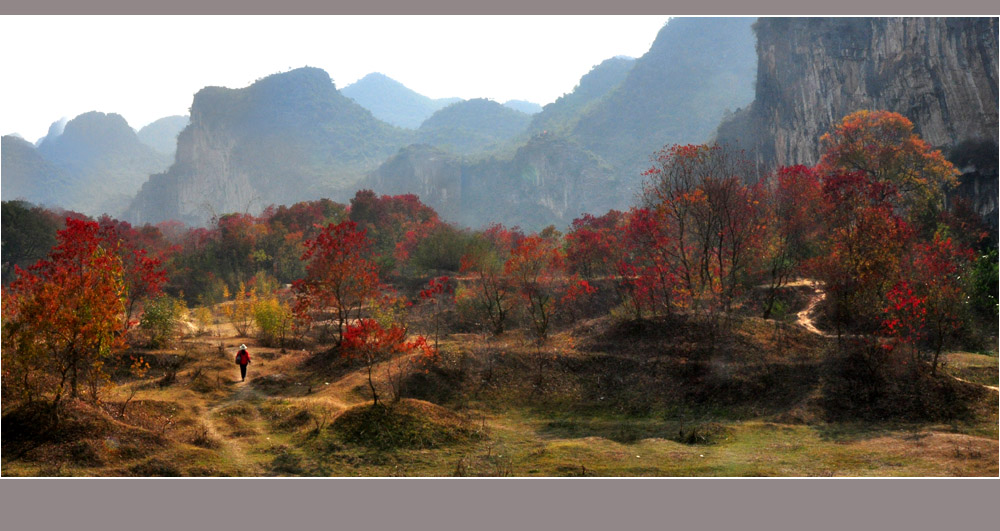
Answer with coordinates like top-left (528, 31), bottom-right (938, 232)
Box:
top-left (331, 399), bottom-right (477, 450)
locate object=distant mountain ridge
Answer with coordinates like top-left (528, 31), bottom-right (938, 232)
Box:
top-left (3, 111), bottom-right (171, 216)
top-left (568, 17), bottom-right (757, 177)
top-left (528, 55), bottom-right (636, 135)
top-left (342, 72), bottom-right (463, 129)
top-left (503, 100), bottom-right (543, 114)
top-left (125, 67), bottom-right (415, 226)
top-left (137, 115), bottom-right (189, 157)
top-left (363, 17), bottom-right (759, 229)
top-left (2, 135), bottom-right (70, 208)
top-left (416, 98), bottom-right (532, 155)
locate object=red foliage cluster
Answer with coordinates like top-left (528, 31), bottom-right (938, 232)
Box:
top-left (3, 218), bottom-right (166, 404)
top-left (341, 318), bottom-right (436, 406)
top-left (293, 220), bottom-right (380, 343)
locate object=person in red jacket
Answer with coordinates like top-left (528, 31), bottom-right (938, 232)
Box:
top-left (235, 344), bottom-right (251, 382)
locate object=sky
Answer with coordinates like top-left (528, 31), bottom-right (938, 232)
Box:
top-left (0, 16), bottom-right (669, 142)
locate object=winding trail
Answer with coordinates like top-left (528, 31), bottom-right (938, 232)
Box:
top-left (794, 280), bottom-right (832, 338)
top-left (793, 279), bottom-right (998, 394)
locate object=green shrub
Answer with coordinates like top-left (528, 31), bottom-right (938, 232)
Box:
top-left (253, 297), bottom-right (294, 348)
top-left (139, 295), bottom-right (185, 348)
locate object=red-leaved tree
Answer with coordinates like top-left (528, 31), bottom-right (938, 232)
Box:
top-left (293, 221), bottom-right (380, 345)
top-left (2, 218), bottom-right (161, 406)
top-left (505, 235), bottom-right (566, 343)
top-left (420, 276), bottom-right (454, 349)
top-left (341, 318), bottom-right (436, 406)
top-left (890, 235), bottom-right (973, 374)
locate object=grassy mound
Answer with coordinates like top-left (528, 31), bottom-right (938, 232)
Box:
top-left (1, 400), bottom-right (166, 470)
top-left (331, 399), bottom-right (478, 450)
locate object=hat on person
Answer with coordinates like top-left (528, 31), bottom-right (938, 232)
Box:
top-left (240, 344), bottom-right (247, 350)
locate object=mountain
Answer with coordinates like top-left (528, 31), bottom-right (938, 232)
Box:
top-left (36, 118), bottom-right (68, 146)
top-left (341, 72), bottom-right (463, 129)
top-left (137, 115), bottom-right (189, 157)
top-left (124, 67), bottom-right (415, 226)
top-left (503, 100), bottom-right (543, 114)
top-left (529, 55), bottom-right (635, 134)
top-left (364, 133), bottom-right (623, 230)
top-left (363, 17), bottom-right (756, 229)
top-left (1, 135), bottom-right (70, 208)
top-left (2, 112), bottom-right (171, 216)
top-left (416, 98), bottom-right (532, 155)
top-left (714, 18), bottom-right (999, 167)
top-left (568, 17), bottom-right (757, 176)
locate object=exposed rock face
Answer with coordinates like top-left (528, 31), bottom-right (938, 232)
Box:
top-left (365, 144), bottom-right (464, 221)
top-left (364, 134), bottom-right (623, 230)
top-left (947, 138), bottom-right (999, 229)
top-left (125, 67), bottom-right (413, 226)
top-left (715, 18), bottom-right (999, 167)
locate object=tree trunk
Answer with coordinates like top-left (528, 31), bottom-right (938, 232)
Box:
top-left (70, 361), bottom-right (79, 398)
top-left (367, 362), bottom-right (379, 407)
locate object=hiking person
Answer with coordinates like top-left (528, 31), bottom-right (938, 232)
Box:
top-left (235, 344), bottom-right (251, 382)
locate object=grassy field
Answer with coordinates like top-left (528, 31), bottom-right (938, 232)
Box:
top-left (942, 351), bottom-right (999, 389)
top-left (3, 308), bottom-right (997, 477)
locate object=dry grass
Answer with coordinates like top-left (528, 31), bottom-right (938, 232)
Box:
top-left (3, 301), bottom-right (996, 477)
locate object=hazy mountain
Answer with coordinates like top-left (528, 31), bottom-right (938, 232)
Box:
top-left (3, 112), bottom-right (171, 216)
top-left (364, 132), bottom-right (623, 230)
top-left (36, 118), bottom-right (68, 146)
top-left (416, 98), bottom-right (532, 155)
top-left (529, 55), bottom-right (636, 134)
top-left (363, 18), bottom-right (756, 228)
top-left (125, 67), bottom-right (415, 226)
top-left (137, 115), bottom-right (189, 157)
top-left (357, 19), bottom-right (756, 229)
top-left (503, 100), bottom-right (543, 114)
top-left (570, 17), bottom-right (757, 176)
top-left (1, 135), bottom-right (70, 208)
top-left (342, 72), bottom-right (463, 129)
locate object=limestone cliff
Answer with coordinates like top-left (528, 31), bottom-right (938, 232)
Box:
top-left (715, 18), bottom-right (998, 166)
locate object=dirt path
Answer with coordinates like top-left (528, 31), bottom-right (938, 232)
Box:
top-left (953, 377), bottom-right (999, 393)
top-left (199, 381), bottom-right (265, 475)
top-left (795, 280), bottom-right (833, 338)
top-left (793, 280), bottom-right (999, 394)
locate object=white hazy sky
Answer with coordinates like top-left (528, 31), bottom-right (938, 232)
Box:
top-left (0, 15), bottom-right (669, 142)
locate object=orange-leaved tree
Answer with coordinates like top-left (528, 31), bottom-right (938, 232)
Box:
top-left (817, 110), bottom-right (958, 221)
top-left (504, 234), bottom-right (566, 343)
top-left (2, 218), bottom-right (159, 406)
